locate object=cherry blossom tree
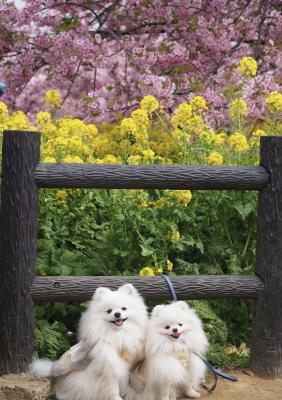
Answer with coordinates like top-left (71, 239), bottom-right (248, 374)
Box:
top-left (0, 0), bottom-right (281, 125)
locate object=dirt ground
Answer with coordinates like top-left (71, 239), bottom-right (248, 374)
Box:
top-left (1, 371), bottom-right (281, 400)
top-left (0, 373), bottom-right (50, 400)
top-left (189, 370), bottom-right (282, 400)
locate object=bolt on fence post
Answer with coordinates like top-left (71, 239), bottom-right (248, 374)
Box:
top-left (0, 130), bottom-right (40, 374)
top-left (250, 136), bottom-right (282, 378)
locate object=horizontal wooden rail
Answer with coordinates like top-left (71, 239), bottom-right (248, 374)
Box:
top-left (31, 275), bottom-right (264, 303)
top-left (35, 164), bottom-right (269, 190)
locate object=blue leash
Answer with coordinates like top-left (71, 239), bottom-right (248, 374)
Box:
top-left (161, 275), bottom-right (238, 393)
top-left (162, 274), bottom-right (178, 301)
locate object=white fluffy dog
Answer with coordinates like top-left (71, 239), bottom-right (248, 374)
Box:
top-left (126, 301), bottom-right (208, 400)
top-left (30, 284), bottom-right (148, 400)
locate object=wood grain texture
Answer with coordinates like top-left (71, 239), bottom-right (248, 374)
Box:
top-left (31, 275), bottom-right (264, 303)
top-left (250, 137), bottom-right (282, 379)
top-left (34, 163), bottom-right (269, 190)
top-left (0, 130), bottom-right (40, 374)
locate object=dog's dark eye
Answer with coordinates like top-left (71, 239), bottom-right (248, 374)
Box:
top-left (165, 325), bottom-right (170, 329)
top-left (122, 307), bottom-right (127, 311)
top-left (107, 309), bottom-right (112, 314)
top-left (179, 323), bottom-right (183, 326)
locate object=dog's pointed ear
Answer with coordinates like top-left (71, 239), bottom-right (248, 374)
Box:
top-left (118, 283), bottom-right (139, 297)
top-left (93, 287), bottom-right (111, 300)
top-left (175, 301), bottom-right (189, 311)
top-left (151, 305), bottom-right (165, 318)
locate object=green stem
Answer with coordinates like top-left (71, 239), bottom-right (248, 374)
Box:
top-left (242, 223), bottom-right (253, 260)
top-left (223, 219), bottom-right (233, 247)
top-left (207, 191), bottom-right (233, 247)
top-left (155, 110), bottom-right (169, 130)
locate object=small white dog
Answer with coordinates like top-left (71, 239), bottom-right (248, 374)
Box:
top-left (126, 301), bottom-right (208, 400)
top-left (30, 283), bottom-right (148, 400)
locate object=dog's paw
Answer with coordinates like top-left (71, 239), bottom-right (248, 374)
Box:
top-left (185, 388), bottom-right (201, 398)
top-left (129, 372), bottom-right (145, 392)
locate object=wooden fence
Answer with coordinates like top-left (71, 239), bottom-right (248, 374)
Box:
top-left (0, 130), bottom-right (281, 379)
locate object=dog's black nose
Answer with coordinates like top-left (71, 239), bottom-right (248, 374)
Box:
top-left (114, 312), bottom-right (121, 318)
top-left (173, 328), bottom-right (178, 333)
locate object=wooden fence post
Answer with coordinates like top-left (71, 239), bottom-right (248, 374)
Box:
top-left (250, 136), bottom-right (282, 378)
top-left (0, 130), bottom-right (40, 374)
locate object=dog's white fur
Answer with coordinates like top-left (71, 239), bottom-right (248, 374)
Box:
top-left (126, 301), bottom-right (208, 400)
top-left (30, 284), bottom-right (148, 400)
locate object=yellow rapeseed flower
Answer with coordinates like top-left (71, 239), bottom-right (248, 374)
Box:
top-left (69, 135), bottom-right (83, 146)
top-left (131, 109), bottom-right (150, 128)
top-left (153, 198), bottom-right (165, 208)
top-left (140, 198), bottom-right (148, 208)
top-left (120, 117), bottom-right (138, 136)
top-left (187, 115), bottom-right (205, 132)
top-left (237, 56), bottom-right (257, 77)
top-left (139, 266), bottom-right (155, 276)
top-left (36, 111), bottom-right (51, 128)
top-left (230, 99), bottom-right (248, 119)
top-left (84, 124), bottom-right (98, 137)
top-left (171, 103), bottom-right (193, 130)
top-left (86, 156), bottom-right (96, 163)
top-left (43, 143), bottom-right (53, 155)
top-left (252, 129), bottom-right (266, 137)
top-left (8, 111), bottom-right (32, 130)
top-left (142, 149), bottom-right (155, 159)
top-left (250, 129), bottom-right (267, 147)
top-left (229, 132), bottom-right (249, 153)
top-left (171, 231), bottom-right (181, 243)
top-left (56, 190), bottom-right (68, 202)
top-left (265, 91), bottom-right (282, 113)
top-left (167, 190), bottom-right (192, 207)
top-left (171, 113), bottom-right (186, 130)
top-left (176, 103), bottom-right (193, 117)
top-left (140, 95), bottom-right (159, 113)
top-left (199, 129), bottom-right (213, 144)
top-left (171, 129), bottom-right (183, 140)
top-left (189, 96), bottom-right (208, 113)
top-left (127, 155), bottom-right (141, 165)
top-left (45, 89), bottom-right (62, 109)
top-left (130, 143), bottom-right (144, 155)
top-left (56, 117), bottom-right (84, 135)
top-left (212, 132), bottom-right (226, 145)
top-left (102, 154), bottom-right (119, 164)
top-left (63, 155), bottom-right (84, 163)
top-left (93, 136), bottom-right (114, 155)
top-left (43, 156), bottom-right (57, 162)
top-left (0, 101), bottom-right (8, 114)
top-left (207, 151), bottom-right (224, 166)
top-left (55, 136), bottom-right (67, 146)
top-left (0, 101), bottom-right (9, 127)
top-left (42, 122), bottom-right (57, 136)
top-left (166, 259), bottom-right (173, 271)
top-left (157, 266), bottom-right (163, 274)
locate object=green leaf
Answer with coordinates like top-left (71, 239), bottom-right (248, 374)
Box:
top-left (140, 243), bottom-right (154, 256)
top-left (234, 201), bottom-right (255, 221)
